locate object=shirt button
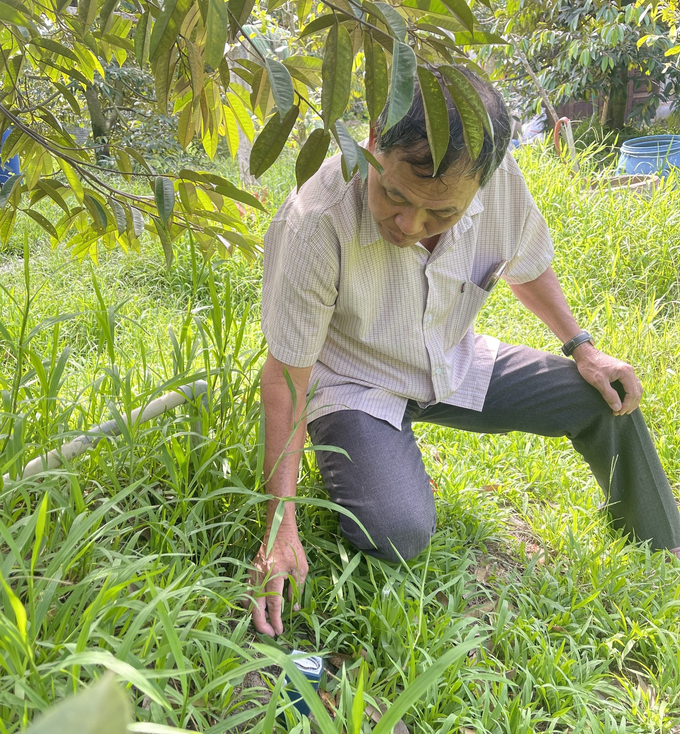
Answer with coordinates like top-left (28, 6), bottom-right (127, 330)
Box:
top-left (425, 314), bottom-right (433, 323)
top-left (435, 367), bottom-right (443, 375)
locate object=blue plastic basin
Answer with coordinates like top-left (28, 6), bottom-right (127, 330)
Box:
top-left (0, 128), bottom-right (20, 186)
top-left (617, 135), bottom-right (680, 177)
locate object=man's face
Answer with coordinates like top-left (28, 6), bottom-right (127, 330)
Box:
top-left (366, 140), bottom-right (480, 249)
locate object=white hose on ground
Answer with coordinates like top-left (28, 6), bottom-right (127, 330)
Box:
top-left (1, 380), bottom-right (208, 484)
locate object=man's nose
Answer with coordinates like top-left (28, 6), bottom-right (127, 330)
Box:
top-left (394, 209), bottom-right (423, 235)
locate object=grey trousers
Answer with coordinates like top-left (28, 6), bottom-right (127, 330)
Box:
top-left (307, 344), bottom-right (680, 562)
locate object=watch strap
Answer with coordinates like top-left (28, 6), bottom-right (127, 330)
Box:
top-left (562, 330), bottom-right (593, 357)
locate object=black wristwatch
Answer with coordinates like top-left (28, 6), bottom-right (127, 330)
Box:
top-left (562, 330), bottom-right (593, 357)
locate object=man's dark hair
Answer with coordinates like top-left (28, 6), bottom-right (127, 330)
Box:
top-left (374, 65), bottom-right (511, 186)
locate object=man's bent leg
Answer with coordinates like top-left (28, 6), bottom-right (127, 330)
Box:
top-left (418, 344), bottom-right (680, 551)
top-left (308, 409), bottom-right (436, 562)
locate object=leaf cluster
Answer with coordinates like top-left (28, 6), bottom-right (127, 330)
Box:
top-left (482, 0), bottom-right (680, 123)
top-left (0, 0), bottom-right (505, 261)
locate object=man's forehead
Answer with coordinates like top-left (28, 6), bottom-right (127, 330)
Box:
top-left (378, 156), bottom-right (480, 209)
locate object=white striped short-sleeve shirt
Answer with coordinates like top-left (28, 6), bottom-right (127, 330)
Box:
top-left (262, 150), bottom-right (554, 429)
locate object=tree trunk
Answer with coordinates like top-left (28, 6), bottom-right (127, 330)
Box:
top-left (84, 84), bottom-right (113, 159)
top-left (227, 47), bottom-right (259, 189)
top-left (603, 66), bottom-right (629, 130)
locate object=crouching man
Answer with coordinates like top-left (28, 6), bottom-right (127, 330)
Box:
top-left (249, 65), bottom-right (680, 636)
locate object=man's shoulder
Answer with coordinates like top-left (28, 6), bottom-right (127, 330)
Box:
top-left (477, 150), bottom-right (532, 212)
top-left (272, 152), bottom-right (363, 235)
top-left (494, 149), bottom-right (525, 180)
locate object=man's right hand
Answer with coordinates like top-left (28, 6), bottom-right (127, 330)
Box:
top-left (249, 532), bottom-right (309, 636)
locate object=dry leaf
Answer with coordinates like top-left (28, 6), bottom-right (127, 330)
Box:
top-left (366, 703), bottom-right (409, 733)
top-left (525, 543), bottom-right (546, 564)
top-left (327, 652), bottom-right (353, 669)
top-left (465, 601), bottom-right (495, 618)
top-left (482, 484), bottom-right (501, 492)
top-left (435, 591), bottom-right (449, 607)
top-left (319, 689), bottom-right (338, 716)
top-left (634, 672), bottom-right (656, 706)
top-left (475, 565), bottom-right (490, 583)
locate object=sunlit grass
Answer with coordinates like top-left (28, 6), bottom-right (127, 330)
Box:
top-left (0, 143), bottom-right (679, 732)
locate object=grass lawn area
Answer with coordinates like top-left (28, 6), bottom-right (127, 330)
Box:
top-left (1, 145), bottom-right (680, 733)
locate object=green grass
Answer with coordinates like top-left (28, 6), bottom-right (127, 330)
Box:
top-left (1, 143), bottom-right (680, 733)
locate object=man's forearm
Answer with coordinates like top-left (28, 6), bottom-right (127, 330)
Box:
top-left (508, 266), bottom-right (584, 343)
top-left (260, 355), bottom-right (312, 536)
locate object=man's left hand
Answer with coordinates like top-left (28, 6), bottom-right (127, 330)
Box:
top-left (572, 343), bottom-right (643, 415)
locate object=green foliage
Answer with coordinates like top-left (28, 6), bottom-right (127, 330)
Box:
top-left (1, 146), bottom-right (680, 730)
top-left (0, 0), bottom-right (502, 262)
top-left (24, 676), bottom-right (131, 734)
top-left (482, 0), bottom-right (680, 128)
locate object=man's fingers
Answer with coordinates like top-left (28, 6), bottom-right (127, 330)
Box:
top-left (265, 576), bottom-right (285, 636)
top-left (596, 379), bottom-right (623, 413)
top-left (251, 595), bottom-right (276, 637)
top-left (613, 370), bottom-right (642, 415)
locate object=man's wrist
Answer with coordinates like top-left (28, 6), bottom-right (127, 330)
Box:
top-left (571, 340), bottom-right (598, 363)
top-left (265, 498), bottom-right (298, 532)
top-left (561, 330), bottom-right (594, 357)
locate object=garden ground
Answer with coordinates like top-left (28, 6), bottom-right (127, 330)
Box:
top-left (1, 145), bottom-right (680, 733)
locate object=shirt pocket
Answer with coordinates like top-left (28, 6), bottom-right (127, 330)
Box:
top-left (443, 281), bottom-right (490, 349)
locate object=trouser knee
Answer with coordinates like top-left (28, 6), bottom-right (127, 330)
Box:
top-left (339, 508), bottom-right (436, 563)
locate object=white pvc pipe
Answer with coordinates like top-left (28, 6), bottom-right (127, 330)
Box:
top-left (2, 380), bottom-right (208, 484)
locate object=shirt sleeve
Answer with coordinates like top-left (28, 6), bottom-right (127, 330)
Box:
top-left (261, 213), bottom-right (339, 368)
top-left (501, 158), bottom-right (555, 285)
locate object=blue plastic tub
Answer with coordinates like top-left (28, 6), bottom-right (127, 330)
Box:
top-left (617, 135), bottom-right (680, 177)
top-left (0, 128), bottom-right (20, 186)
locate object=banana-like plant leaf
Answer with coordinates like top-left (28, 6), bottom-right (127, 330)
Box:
top-left (373, 2), bottom-right (407, 41)
top-left (417, 66), bottom-right (449, 174)
top-left (439, 0), bottom-right (474, 31)
top-left (299, 13), bottom-right (335, 37)
top-left (265, 57), bottom-right (295, 115)
top-left (130, 207), bottom-right (145, 238)
top-left (24, 674), bottom-right (131, 734)
top-left (228, 0), bottom-right (256, 39)
top-left (153, 47), bottom-right (178, 114)
top-left (109, 199), bottom-right (127, 235)
top-left (440, 64), bottom-right (493, 138)
top-left (249, 105), bottom-right (299, 178)
top-left (25, 209), bottom-right (59, 239)
top-left (205, 0), bottom-right (228, 69)
top-left (154, 219), bottom-right (174, 268)
top-left (384, 41), bottom-right (416, 131)
top-left (334, 120), bottom-right (368, 181)
top-left (154, 176), bottom-right (175, 224)
top-left (364, 35), bottom-right (388, 122)
top-left (295, 127), bottom-right (331, 189)
top-left (97, 0), bottom-right (119, 32)
top-left (321, 22), bottom-right (353, 128)
top-left (84, 194), bottom-right (109, 231)
top-left (454, 30), bottom-right (506, 45)
top-left (30, 38), bottom-right (80, 63)
top-left (0, 0), bottom-right (30, 26)
top-left (57, 159), bottom-right (83, 203)
top-left (149, 0), bottom-right (193, 63)
top-left (134, 10), bottom-right (151, 65)
top-left (440, 70), bottom-right (484, 159)
top-left (0, 174), bottom-right (22, 210)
